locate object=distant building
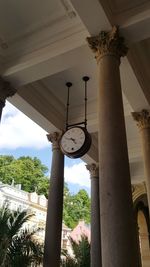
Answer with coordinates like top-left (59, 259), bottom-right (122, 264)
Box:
top-left (70, 220), bottom-right (90, 243)
top-left (0, 181), bottom-right (47, 242)
top-left (61, 222), bottom-right (72, 254)
top-left (0, 181), bottom-right (71, 246)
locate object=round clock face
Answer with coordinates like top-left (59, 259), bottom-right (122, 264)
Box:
top-left (61, 127), bottom-right (85, 154)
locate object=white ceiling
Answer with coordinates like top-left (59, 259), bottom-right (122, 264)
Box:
top-left (1, 0), bottom-right (150, 183)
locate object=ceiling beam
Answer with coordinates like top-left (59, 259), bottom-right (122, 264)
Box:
top-left (8, 94), bottom-right (59, 133)
top-left (2, 31), bottom-right (87, 87)
top-left (70, 0), bottom-right (110, 35)
top-left (120, 9), bottom-right (150, 44)
top-left (70, 0), bottom-right (150, 111)
top-left (70, 0), bottom-right (150, 42)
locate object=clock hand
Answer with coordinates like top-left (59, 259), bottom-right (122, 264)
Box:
top-left (70, 137), bottom-right (77, 144)
top-left (65, 137), bottom-right (77, 144)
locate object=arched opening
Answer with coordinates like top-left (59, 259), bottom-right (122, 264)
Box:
top-left (138, 210), bottom-right (150, 266)
top-left (134, 194), bottom-right (150, 267)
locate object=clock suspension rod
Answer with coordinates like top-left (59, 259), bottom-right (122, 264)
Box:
top-left (65, 76), bottom-right (89, 129)
top-left (67, 121), bottom-right (86, 128)
top-left (65, 82), bottom-right (72, 130)
top-left (83, 76), bottom-right (90, 129)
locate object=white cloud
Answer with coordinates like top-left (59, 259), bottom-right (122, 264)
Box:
top-left (64, 162), bottom-right (90, 188)
top-left (0, 102), bottom-right (50, 149)
top-left (1, 103), bottom-right (90, 189)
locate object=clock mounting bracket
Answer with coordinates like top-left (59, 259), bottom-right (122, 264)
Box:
top-left (60, 76), bottom-right (91, 159)
top-left (65, 76), bottom-right (90, 131)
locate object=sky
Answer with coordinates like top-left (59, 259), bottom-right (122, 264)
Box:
top-left (0, 101), bottom-right (90, 194)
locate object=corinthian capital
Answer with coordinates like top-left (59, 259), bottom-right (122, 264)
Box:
top-left (87, 26), bottom-right (128, 62)
top-left (86, 163), bottom-right (99, 178)
top-left (0, 77), bottom-right (17, 103)
top-left (132, 110), bottom-right (150, 130)
top-left (47, 132), bottom-right (62, 150)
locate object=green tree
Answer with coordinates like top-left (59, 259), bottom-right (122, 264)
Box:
top-left (0, 204), bottom-right (43, 267)
top-left (63, 188), bottom-right (90, 229)
top-left (0, 155), bottom-right (91, 228)
top-left (0, 155), bottom-right (49, 197)
top-left (61, 236), bottom-right (90, 267)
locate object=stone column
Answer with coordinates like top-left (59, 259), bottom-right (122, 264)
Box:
top-left (0, 77), bottom-right (16, 121)
top-left (132, 110), bottom-right (150, 210)
top-left (87, 26), bottom-right (139, 266)
top-left (86, 163), bottom-right (102, 267)
top-left (44, 132), bottom-right (64, 267)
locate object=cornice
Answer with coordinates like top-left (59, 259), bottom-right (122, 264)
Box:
top-left (60, 0), bottom-right (77, 19)
top-left (2, 16), bottom-right (86, 67)
top-left (99, 0), bottom-right (150, 25)
top-left (30, 202), bottom-right (47, 212)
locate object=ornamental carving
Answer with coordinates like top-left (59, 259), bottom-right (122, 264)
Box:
top-left (132, 182), bottom-right (147, 202)
top-left (86, 163), bottom-right (99, 178)
top-left (47, 132), bottom-right (62, 150)
top-left (86, 26), bottom-right (128, 62)
top-left (132, 110), bottom-right (150, 130)
top-left (0, 77), bottom-right (17, 103)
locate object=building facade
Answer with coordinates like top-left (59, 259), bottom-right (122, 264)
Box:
top-left (0, 182), bottom-right (71, 247)
top-left (70, 220), bottom-right (90, 243)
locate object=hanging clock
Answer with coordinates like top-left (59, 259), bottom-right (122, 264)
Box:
top-left (60, 126), bottom-right (91, 158)
top-left (60, 77), bottom-right (91, 159)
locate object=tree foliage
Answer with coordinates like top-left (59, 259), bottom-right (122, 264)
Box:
top-left (61, 236), bottom-right (90, 267)
top-left (63, 185), bottom-right (90, 229)
top-left (0, 205), bottom-right (43, 267)
top-left (0, 155), bottom-right (91, 228)
top-left (0, 155), bottom-right (49, 197)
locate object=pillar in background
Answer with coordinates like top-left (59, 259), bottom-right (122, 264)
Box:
top-left (132, 110), bottom-right (150, 211)
top-left (44, 132), bottom-right (64, 267)
top-left (87, 26), bottom-right (139, 267)
top-left (0, 77), bottom-right (16, 121)
top-left (86, 163), bottom-right (102, 267)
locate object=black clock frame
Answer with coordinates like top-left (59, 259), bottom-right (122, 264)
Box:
top-left (60, 126), bottom-right (91, 159)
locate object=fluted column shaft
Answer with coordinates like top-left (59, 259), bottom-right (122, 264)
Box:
top-left (86, 164), bottom-right (102, 267)
top-left (132, 110), bottom-right (150, 210)
top-left (87, 27), bottom-right (139, 267)
top-left (44, 132), bottom-right (64, 267)
top-left (0, 77), bottom-right (16, 122)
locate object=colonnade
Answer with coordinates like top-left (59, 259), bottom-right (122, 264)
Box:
top-left (0, 27), bottom-right (150, 267)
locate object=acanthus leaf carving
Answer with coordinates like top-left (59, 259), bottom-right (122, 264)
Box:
top-left (86, 163), bottom-right (99, 178)
top-left (87, 26), bottom-right (128, 63)
top-left (47, 132), bottom-right (62, 150)
top-left (132, 109), bottom-right (150, 130)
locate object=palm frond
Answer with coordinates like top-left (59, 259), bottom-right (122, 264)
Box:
top-left (0, 205), bottom-right (43, 267)
top-left (61, 235), bottom-right (90, 267)
top-left (8, 209), bottom-right (34, 238)
top-left (8, 228), bottom-right (43, 266)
